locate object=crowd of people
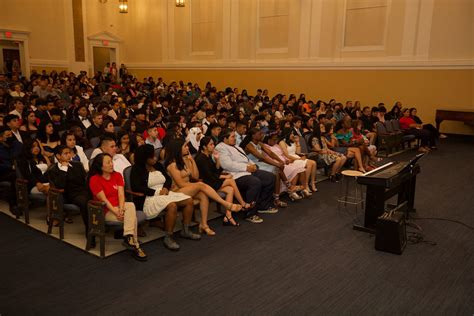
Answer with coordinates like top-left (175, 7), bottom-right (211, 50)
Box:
top-left (0, 68), bottom-right (444, 261)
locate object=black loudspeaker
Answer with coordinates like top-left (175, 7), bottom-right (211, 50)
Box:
top-left (375, 210), bottom-right (407, 255)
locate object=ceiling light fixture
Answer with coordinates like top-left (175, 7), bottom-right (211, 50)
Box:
top-left (119, 0), bottom-right (128, 13)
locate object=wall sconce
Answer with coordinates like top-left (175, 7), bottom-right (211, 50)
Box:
top-left (119, 0), bottom-right (128, 13)
top-left (176, 0), bottom-right (185, 7)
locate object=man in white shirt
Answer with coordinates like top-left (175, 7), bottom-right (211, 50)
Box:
top-left (235, 121), bottom-right (247, 146)
top-left (201, 110), bottom-right (216, 134)
top-left (145, 125), bottom-right (163, 150)
top-left (91, 137), bottom-right (131, 176)
top-left (8, 99), bottom-right (24, 118)
top-left (215, 130), bottom-right (277, 224)
top-left (4, 114), bottom-right (23, 143)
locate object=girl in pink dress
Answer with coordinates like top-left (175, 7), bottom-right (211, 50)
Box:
top-left (263, 132), bottom-right (311, 199)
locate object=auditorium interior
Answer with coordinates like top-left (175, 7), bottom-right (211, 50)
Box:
top-left (0, 0), bottom-right (472, 314)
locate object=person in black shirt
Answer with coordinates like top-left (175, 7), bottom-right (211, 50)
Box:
top-left (134, 107), bottom-right (148, 134)
top-left (195, 136), bottom-right (254, 227)
top-left (47, 145), bottom-right (91, 241)
top-left (0, 126), bottom-right (22, 215)
top-left (86, 112), bottom-right (103, 140)
top-left (360, 106), bottom-right (377, 145)
top-left (410, 107), bottom-right (446, 140)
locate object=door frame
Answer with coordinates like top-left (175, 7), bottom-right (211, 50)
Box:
top-left (92, 46), bottom-right (116, 74)
top-left (0, 28), bottom-right (31, 77)
top-left (87, 31), bottom-right (121, 75)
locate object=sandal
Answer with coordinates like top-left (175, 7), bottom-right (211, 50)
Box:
top-left (132, 246), bottom-right (148, 261)
top-left (64, 217), bottom-right (73, 224)
top-left (223, 215), bottom-right (240, 227)
top-left (199, 225), bottom-right (216, 236)
top-left (288, 192), bottom-right (302, 202)
top-left (228, 203), bottom-right (243, 212)
top-left (310, 182), bottom-right (318, 192)
top-left (274, 198), bottom-right (288, 208)
top-left (242, 201), bottom-right (256, 210)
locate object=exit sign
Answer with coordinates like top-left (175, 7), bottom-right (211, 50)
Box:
top-left (5, 31), bottom-right (12, 38)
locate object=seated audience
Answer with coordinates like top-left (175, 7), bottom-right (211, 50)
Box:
top-left (324, 122), bottom-right (366, 173)
top-left (89, 153), bottom-right (147, 261)
top-left (0, 127), bottom-right (22, 214)
top-left (186, 126), bottom-right (202, 155)
top-left (165, 138), bottom-right (242, 235)
top-left (145, 125), bottom-right (162, 150)
top-left (215, 130), bottom-right (277, 224)
top-left (37, 120), bottom-right (60, 160)
top-left (20, 110), bottom-right (39, 138)
top-left (410, 107), bottom-right (446, 139)
top-left (91, 136), bottom-right (131, 175)
top-left (4, 114), bottom-right (24, 144)
top-left (131, 144), bottom-right (198, 250)
top-left (47, 145), bottom-right (89, 233)
top-left (308, 122), bottom-right (347, 182)
top-left (86, 112), bottom-right (103, 140)
top-left (61, 131), bottom-right (89, 171)
top-left (195, 136), bottom-right (255, 227)
top-left (279, 128), bottom-right (318, 192)
top-left (263, 131), bottom-right (310, 198)
top-left (399, 108), bottom-right (435, 152)
top-left (17, 139), bottom-right (50, 195)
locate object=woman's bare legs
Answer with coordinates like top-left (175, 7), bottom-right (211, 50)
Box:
top-left (347, 147), bottom-right (366, 173)
top-left (177, 182), bottom-right (241, 211)
top-left (175, 198), bottom-right (194, 226)
top-left (221, 178), bottom-right (247, 207)
top-left (164, 202), bottom-right (178, 234)
top-left (305, 159), bottom-right (317, 191)
top-left (331, 156), bottom-right (347, 175)
top-left (219, 186), bottom-right (239, 226)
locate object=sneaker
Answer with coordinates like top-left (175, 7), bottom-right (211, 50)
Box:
top-left (180, 225), bottom-right (202, 240)
top-left (258, 207), bottom-right (279, 214)
top-left (245, 215), bottom-right (264, 224)
top-left (163, 234), bottom-right (180, 251)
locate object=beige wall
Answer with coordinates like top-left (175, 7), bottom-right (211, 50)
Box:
top-left (429, 0), bottom-right (473, 59)
top-left (1, 0), bottom-right (472, 67)
top-left (0, 0), bottom-right (68, 64)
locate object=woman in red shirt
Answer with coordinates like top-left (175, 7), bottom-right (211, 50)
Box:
top-left (399, 108), bottom-right (434, 152)
top-left (89, 153), bottom-right (147, 261)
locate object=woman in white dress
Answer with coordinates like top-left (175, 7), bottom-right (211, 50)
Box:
top-left (279, 128), bottom-right (318, 192)
top-left (130, 144), bottom-right (200, 251)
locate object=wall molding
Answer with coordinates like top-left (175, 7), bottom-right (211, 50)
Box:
top-left (126, 58), bottom-right (474, 70)
top-left (29, 59), bottom-right (69, 67)
top-left (341, 0), bottom-right (391, 52)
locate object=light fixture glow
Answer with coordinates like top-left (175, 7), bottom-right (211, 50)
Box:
top-left (176, 0), bottom-right (185, 7)
top-left (119, 0), bottom-right (128, 13)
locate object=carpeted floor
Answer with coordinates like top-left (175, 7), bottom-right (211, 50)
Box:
top-left (0, 136), bottom-right (473, 315)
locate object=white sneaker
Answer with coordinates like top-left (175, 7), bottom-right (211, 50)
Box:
top-left (245, 215), bottom-right (264, 224)
top-left (258, 207), bottom-right (279, 214)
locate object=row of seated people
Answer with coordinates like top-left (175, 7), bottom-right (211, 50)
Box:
top-left (1, 70), bottom-right (446, 261)
top-left (1, 114), bottom-right (387, 261)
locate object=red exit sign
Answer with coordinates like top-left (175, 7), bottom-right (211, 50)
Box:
top-left (5, 31), bottom-right (12, 38)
